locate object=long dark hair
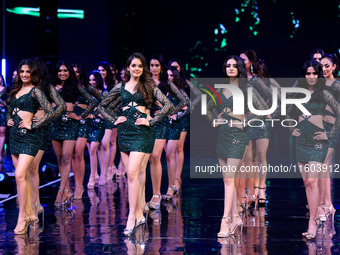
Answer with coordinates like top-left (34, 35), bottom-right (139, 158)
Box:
top-left (297, 60), bottom-right (325, 103)
top-left (321, 54), bottom-right (339, 78)
top-left (309, 48), bottom-right (325, 60)
top-left (150, 54), bottom-right (167, 82)
top-left (240, 49), bottom-right (269, 78)
top-left (167, 58), bottom-right (190, 91)
top-left (31, 57), bottom-right (53, 101)
top-left (98, 61), bottom-right (115, 91)
top-left (56, 61), bottom-right (79, 102)
top-left (72, 63), bottom-right (87, 86)
top-left (168, 66), bottom-right (185, 90)
top-left (124, 52), bottom-right (154, 107)
top-left (88, 70), bottom-right (104, 91)
top-left (8, 59), bottom-right (41, 104)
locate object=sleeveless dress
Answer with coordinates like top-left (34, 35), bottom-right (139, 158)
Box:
top-left (9, 87), bottom-right (54, 156)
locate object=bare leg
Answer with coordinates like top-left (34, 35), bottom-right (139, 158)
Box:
top-left (149, 139), bottom-right (167, 204)
top-left (0, 127), bottom-right (6, 162)
top-left (107, 128), bottom-right (118, 181)
top-left (13, 154), bottom-right (35, 232)
top-left (72, 137), bottom-right (87, 198)
top-left (121, 151), bottom-right (148, 231)
top-left (140, 154), bottom-right (151, 212)
top-left (29, 150), bottom-right (44, 214)
top-left (164, 140), bottom-right (179, 199)
top-left (87, 141), bottom-right (100, 189)
top-left (301, 162), bottom-right (321, 238)
top-left (256, 139), bottom-right (269, 203)
top-left (99, 129), bottom-right (112, 185)
top-left (52, 140), bottom-right (76, 205)
top-left (174, 131), bottom-right (187, 190)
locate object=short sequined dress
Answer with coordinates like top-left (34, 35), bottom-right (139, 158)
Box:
top-left (8, 87), bottom-right (54, 156)
top-left (49, 84), bottom-right (94, 141)
top-left (98, 83), bottom-right (173, 154)
top-left (287, 90), bottom-right (340, 163)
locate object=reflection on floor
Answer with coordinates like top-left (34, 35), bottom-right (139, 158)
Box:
top-left (0, 171), bottom-right (339, 254)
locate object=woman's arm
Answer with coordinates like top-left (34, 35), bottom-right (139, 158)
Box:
top-left (169, 81), bottom-right (186, 114)
top-left (77, 84), bottom-right (96, 118)
top-left (48, 84), bottom-right (66, 120)
top-left (31, 87), bottom-right (55, 129)
top-left (149, 87), bottom-right (174, 126)
top-left (323, 90), bottom-right (340, 148)
top-left (98, 83), bottom-right (122, 123)
top-left (186, 80), bottom-right (201, 111)
top-left (177, 89), bottom-right (191, 120)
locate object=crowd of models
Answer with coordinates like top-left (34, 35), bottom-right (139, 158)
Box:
top-left (1, 48), bottom-right (339, 240)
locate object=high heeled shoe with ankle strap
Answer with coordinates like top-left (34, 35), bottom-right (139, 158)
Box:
top-left (147, 195), bottom-right (162, 210)
top-left (217, 216), bottom-right (231, 238)
top-left (62, 190), bottom-right (74, 207)
top-left (124, 218), bottom-right (137, 237)
top-left (302, 217), bottom-right (318, 240)
top-left (230, 215), bottom-right (243, 235)
top-left (14, 218), bottom-right (31, 235)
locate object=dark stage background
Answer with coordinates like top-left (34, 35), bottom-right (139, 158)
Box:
top-left (1, 0), bottom-right (340, 80)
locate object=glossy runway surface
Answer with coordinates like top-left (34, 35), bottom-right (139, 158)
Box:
top-left (0, 165), bottom-right (340, 254)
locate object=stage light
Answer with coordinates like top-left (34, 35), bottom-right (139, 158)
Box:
top-left (1, 59), bottom-right (6, 84)
top-left (6, 7), bottom-right (84, 19)
top-left (0, 172), bottom-right (13, 194)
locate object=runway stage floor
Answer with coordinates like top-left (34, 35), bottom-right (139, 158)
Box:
top-left (0, 165), bottom-right (339, 254)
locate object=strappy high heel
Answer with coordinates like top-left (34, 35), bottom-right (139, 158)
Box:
top-left (14, 218), bottom-right (31, 235)
top-left (73, 187), bottom-right (84, 200)
top-left (62, 190), bottom-right (74, 207)
top-left (246, 194), bottom-right (257, 209)
top-left (87, 175), bottom-right (96, 190)
top-left (325, 204), bottom-right (336, 222)
top-left (302, 218), bottom-right (317, 240)
top-left (147, 195), bottom-right (162, 210)
top-left (54, 190), bottom-right (63, 208)
top-left (258, 187), bottom-right (266, 207)
top-left (230, 215), bottom-right (243, 235)
top-left (217, 216), bottom-right (231, 238)
top-left (318, 204), bottom-right (327, 223)
top-left (124, 218), bottom-right (137, 236)
top-left (162, 187), bottom-right (174, 202)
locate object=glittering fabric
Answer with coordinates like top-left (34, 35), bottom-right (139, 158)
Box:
top-left (207, 88), bottom-right (267, 159)
top-left (180, 114), bottom-right (190, 132)
top-left (87, 118), bottom-right (105, 142)
top-left (296, 118), bottom-right (328, 162)
top-left (247, 122), bottom-right (271, 140)
top-left (0, 106), bottom-right (7, 126)
top-left (98, 83), bottom-right (173, 153)
top-left (287, 89), bottom-right (340, 162)
top-left (9, 87), bottom-right (54, 156)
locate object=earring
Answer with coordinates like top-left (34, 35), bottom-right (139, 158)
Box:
top-left (250, 64), bottom-right (254, 74)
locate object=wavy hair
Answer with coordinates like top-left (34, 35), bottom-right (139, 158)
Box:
top-left (8, 59), bottom-right (41, 104)
top-left (88, 70), bottom-right (104, 91)
top-left (55, 61), bottom-right (79, 102)
top-left (124, 52), bottom-right (155, 107)
top-left (297, 60), bottom-right (325, 103)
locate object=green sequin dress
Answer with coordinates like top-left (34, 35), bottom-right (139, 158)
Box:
top-left (287, 90), bottom-right (340, 162)
top-left (98, 83), bottom-right (173, 153)
top-left (49, 84), bottom-right (94, 141)
top-left (247, 76), bottom-right (280, 140)
top-left (37, 84), bottom-right (66, 150)
top-left (8, 87), bottom-right (54, 156)
top-left (207, 86), bottom-right (267, 159)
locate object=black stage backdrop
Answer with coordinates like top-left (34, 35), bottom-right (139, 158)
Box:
top-left (2, 0), bottom-right (340, 79)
